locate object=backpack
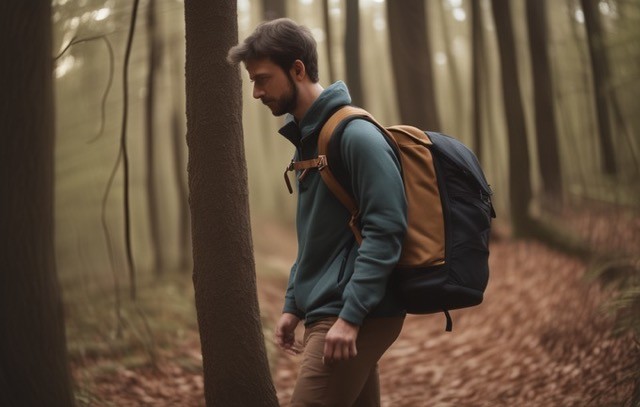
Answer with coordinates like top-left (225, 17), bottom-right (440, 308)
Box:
top-left (285, 106), bottom-right (495, 331)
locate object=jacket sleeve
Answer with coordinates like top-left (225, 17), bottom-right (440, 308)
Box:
top-left (283, 262), bottom-right (304, 318)
top-left (337, 119), bottom-right (408, 325)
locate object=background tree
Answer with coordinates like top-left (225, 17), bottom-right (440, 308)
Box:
top-left (322, 0), bottom-right (336, 83)
top-left (262, 0), bottom-right (286, 21)
top-left (164, 3), bottom-right (192, 273)
top-left (145, 0), bottom-right (163, 275)
top-left (526, 0), bottom-right (563, 199)
top-left (387, 0), bottom-right (440, 130)
top-left (183, 0), bottom-right (278, 405)
top-left (345, 0), bottom-right (364, 107)
top-left (0, 2), bottom-right (75, 405)
top-left (580, 0), bottom-right (617, 176)
top-left (436, 0), bottom-right (463, 133)
top-left (490, 0), bottom-right (533, 236)
top-left (471, 0), bottom-right (484, 161)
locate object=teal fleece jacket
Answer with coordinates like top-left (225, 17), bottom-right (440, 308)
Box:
top-left (279, 81), bottom-right (408, 326)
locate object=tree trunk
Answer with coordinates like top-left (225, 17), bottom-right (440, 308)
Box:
top-left (184, 0), bottom-right (278, 405)
top-left (580, 0), bottom-right (617, 175)
top-left (491, 0), bottom-right (533, 236)
top-left (471, 0), bottom-right (483, 162)
top-left (323, 0), bottom-right (336, 84)
top-left (166, 13), bottom-right (192, 273)
top-left (436, 0), bottom-right (463, 133)
top-left (345, 0), bottom-right (364, 107)
top-left (171, 107), bottom-right (192, 273)
top-left (526, 0), bottom-right (563, 198)
top-left (262, 0), bottom-right (286, 20)
top-left (146, 0), bottom-right (163, 275)
top-left (0, 2), bottom-right (75, 406)
top-left (387, 0), bottom-right (440, 130)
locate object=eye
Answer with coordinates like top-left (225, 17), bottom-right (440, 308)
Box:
top-left (252, 75), bottom-right (269, 86)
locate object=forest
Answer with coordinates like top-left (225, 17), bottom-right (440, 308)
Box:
top-left (1, 0), bottom-right (639, 405)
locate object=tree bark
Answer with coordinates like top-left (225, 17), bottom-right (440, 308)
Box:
top-left (184, 0), bottom-right (278, 405)
top-left (491, 0), bottom-right (533, 236)
top-left (526, 0), bottom-right (563, 198)
top-left (0, 2), bottom-right (75, 406)
top-left (580, 0), bottom-right (617, 175)
top-left (146, 0), bottom-right (163, 275)
top-left (345, 0), bottom-right (364, 107)
top-left (387, 0), bottom-right (440, 130)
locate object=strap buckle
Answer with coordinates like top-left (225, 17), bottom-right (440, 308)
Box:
top-left (284, 159), bottom-right (294, 194)
top-left (316, 155), bottom-right (328, 171)
top-left (283, 156), bottom-right (329, 194)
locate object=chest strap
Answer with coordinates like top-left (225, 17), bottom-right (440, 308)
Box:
top-left (283, 156), bottom-right (328, 194)
top-left (283, 106), bottom-right (379, 245)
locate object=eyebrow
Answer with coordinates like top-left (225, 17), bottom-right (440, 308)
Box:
top-left (251, 73), bottom-right (269, 81)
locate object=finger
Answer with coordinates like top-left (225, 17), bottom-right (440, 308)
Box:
top-left (349, 341), bottom-right (358, 359)
top-left (323, 339), bottom-right (335, 364)
top-left (333, 342), bottom-right (344, 362)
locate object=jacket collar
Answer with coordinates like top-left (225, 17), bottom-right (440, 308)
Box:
top-left (278, 81), bottom-right (352, 148)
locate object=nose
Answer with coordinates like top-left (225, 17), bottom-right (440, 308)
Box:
top-left (252, 84), bottom-right (264, 100)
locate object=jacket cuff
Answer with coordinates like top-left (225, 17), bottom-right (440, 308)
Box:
top-left (338, 299), bottom-right (366, 326)
top-left (283, 300), bottom-right (305, 320)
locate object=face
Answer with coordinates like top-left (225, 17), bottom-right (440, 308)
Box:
top-left (245, 58), bottom-right (298, 117)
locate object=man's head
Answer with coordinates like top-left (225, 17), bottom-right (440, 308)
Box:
top-left (227, 18), bottom-right (319, 83)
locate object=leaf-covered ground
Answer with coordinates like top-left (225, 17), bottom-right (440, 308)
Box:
top-left (67, 209), bottom-right (639, 406)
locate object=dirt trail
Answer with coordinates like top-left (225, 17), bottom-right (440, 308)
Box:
top-left (261, 236), bottom-right (635, 406)
top-left (71, 216), bottom-right (637, 406)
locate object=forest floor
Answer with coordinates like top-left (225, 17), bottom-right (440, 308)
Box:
top-left (66, 204), bottom-right (640, 406)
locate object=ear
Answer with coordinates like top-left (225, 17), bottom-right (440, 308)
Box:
top-left (290, 60), bottom-right (306, 81)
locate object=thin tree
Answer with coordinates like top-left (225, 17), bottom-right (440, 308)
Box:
top-left (145, 0), bottom-right (163, 275)
top-left (170, 107), bottom-right (192, 273)
top-left (0, 2), bottom-right (75, 405)
top-left (166, 16), bottom-right (192, 273)
top-left (526, 0), bottom-right (563, 198)
top-left (471, 0), bottom-right (484, 161)
top-left (387, 0), bottom-right (440, 130)
top-left (323, 0), bottom-right (336, 83)
top-left (490, 0), bottom-right (533, 236)
top-left (345, 0), bottom-right (364, 107)
top-left (436, 0), bottom-right (463, 133)
top-left (184, 0), bottom-right (278, 405)
top-left (580, 0), bottom-right (617, 175)
top-left (262, 0), bottom-right (286, 20)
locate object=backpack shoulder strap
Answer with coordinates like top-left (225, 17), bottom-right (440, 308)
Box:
top-left (290, 106), bottom-right (391, 244)
top-left (315, 106), bottom-right (381, 245)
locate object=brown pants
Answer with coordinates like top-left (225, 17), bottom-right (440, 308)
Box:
top-left (290, 316), bottom-right (404, 407)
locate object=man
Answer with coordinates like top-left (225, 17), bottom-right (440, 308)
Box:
top-left (228, 18), bottom-right (407, 406)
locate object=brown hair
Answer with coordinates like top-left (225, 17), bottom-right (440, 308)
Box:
top-left (227, 18), bottom-right (319, 83)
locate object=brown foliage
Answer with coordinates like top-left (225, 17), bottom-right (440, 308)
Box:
top-left (69, 211), bottom-right (638, 405)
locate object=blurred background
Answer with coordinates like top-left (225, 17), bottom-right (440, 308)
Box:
top-left (53, 0), bottom-right (640, 279)
top-left (49, 0), bottom-right (639, 405)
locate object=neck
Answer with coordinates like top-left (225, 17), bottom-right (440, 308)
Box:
top-left (292, 82), bottom-right (324, 122)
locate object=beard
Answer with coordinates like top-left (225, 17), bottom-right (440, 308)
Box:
top-left (262, 74), bottom-right (298, 117)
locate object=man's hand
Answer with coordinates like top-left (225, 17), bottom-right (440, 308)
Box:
top-left (323, 318), bottom-right (360, 364)
top-left (275, 313), bottom-right (302, 355)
